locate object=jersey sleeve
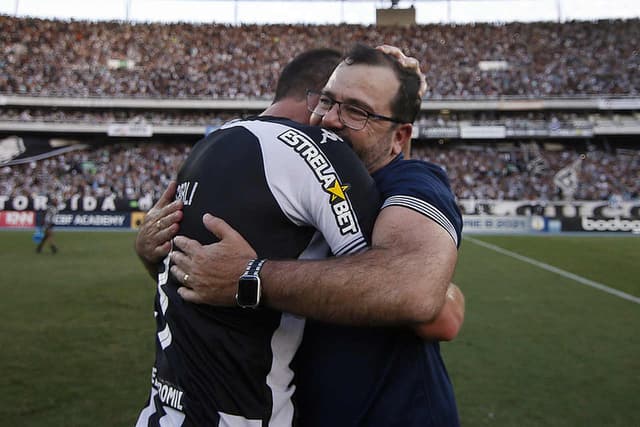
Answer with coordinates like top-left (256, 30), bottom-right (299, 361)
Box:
top-left (375, 159), bottom-right (462, 248)
top-left (237, 120), bottom-right (380, 256)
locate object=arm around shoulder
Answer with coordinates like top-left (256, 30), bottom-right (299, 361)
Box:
top-left (261, 205), bottom-right (458, 326)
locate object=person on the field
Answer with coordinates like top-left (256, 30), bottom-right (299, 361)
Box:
top-left (36, 197), bottom-right (59, 254)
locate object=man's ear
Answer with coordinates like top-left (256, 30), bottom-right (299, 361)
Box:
top-left (402, 138), bottom-right (412, 159)
top-left (391, 123), bottom-right (413, 158)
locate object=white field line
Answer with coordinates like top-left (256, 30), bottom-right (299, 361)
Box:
top-left (465, 236), bottom-right (640, 305)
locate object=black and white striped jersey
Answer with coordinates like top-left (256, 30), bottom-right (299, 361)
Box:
top-left (136, 116), bottom-right (380, 427)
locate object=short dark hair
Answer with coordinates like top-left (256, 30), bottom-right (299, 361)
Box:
top-left (273, 48), bottom-right (342, 102)
top-left (343, 44), bottom-right (421, 124)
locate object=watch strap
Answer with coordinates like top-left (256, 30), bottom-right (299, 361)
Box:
top-left (244, 258), bottom-right (266, 276)
top-left (236, 258), bottom-right (267, 309)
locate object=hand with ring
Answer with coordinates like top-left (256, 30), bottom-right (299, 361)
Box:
top-left (134, 181), bottom-right (184, 280)
top-left (169, 214), bottom-right (256, 306)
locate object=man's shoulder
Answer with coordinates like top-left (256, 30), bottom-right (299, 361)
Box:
top-left (392, 157), bottom-right (447, 175)
top-left (375, 157), bottom-right (457, 211)
top-left (374, 157), bottom-right (453, 193)
top-left (221, 116), bottom-right (347, 146)
top-left (374, 156), bottom-right (462, 246)
top-left (220, 116), bottom-right (310, 133)
top-left (191, 117), bottom-right (359, 172)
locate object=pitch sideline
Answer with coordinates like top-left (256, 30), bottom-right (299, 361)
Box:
top-left (466, 236), bottom-right (640, 305)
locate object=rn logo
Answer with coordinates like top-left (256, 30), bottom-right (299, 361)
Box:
top-left (3, 211), bottom-right (35, 227)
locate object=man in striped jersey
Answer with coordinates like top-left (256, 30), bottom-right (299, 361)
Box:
top-left (135, 48), bottom-right (385, 427)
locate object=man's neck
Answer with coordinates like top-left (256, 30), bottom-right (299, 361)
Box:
top-left (370, 153), bottom-right (402, 174)
top-left (261, 99), bottom-right (310, 125)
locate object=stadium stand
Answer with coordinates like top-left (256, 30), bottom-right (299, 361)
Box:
top-left (413, 142), bottom-right (639, 203)
top-left (2, 108), bottom-right (638, 130)
top-left (1, 143), bottom-right (190, 201)
top-left (0, 15), bottom-right (638, 216)
top-left (0, 107), bottom-right (235, 126)
top-left (2, 141), bottom-right (637, 203)
top-left (1, 15), bottom-right (639, 98)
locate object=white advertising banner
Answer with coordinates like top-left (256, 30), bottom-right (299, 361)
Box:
top-left (459, 125), bottom-right (506, 139)
top-left (462, 215), bottom-right (542, 234)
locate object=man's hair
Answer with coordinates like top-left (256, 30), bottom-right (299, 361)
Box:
top-left (273, 48), bottom-right (342, 102)
top-left (343, 44), bottom-right (421, 124)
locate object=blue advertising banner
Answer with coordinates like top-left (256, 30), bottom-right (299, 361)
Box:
top-left (52, 211), bottom-right (131, 228)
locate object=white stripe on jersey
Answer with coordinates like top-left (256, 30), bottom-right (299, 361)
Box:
top-left (381, 195), bottom-right (459, 247)
top-left (334, 238), bottom-right (368, 256)
top-left (225, 119), bottom-right (368, 257)
top-left (267, 313), bottom-right (305, 426)
top-left (157, 323), bottom-right (172, 350)
top-left (219, 120), bottom-right (373, 426)
top-left (218, 412), bottom-right (261, 427)
top-left (160, 407), bottom-right (186, 426)
top-left (136, 388), bottom-right (186, 427)
top-left (136, 389), bottom-right (157, 427)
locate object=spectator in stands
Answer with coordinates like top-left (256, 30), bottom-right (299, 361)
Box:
top-left (1, 15), bottom-right (639, 99)
top-left (2, 138), bottom-right (638, 205)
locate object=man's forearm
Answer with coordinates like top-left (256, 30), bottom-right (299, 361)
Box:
top-left (260, 237), bottom-right (455, 325)
top-left (413, 283), bottom-right (465, 341)
top-left (172, 210), bottom-right (458, 327)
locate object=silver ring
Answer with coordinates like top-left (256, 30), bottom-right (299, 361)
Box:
top-left (183, 273), bottom-right (190, 283)
top-left (156, 219), bottom-right (162, 230)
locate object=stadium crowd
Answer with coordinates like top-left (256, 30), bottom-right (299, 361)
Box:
top-left (0, 107), bottom-right (235, 126)
top-left (1, 15), bottom-right (639, 99)
top-left (2, 108), bottom-right (638, 133)
top-left (2, 142), bottom-right (638, 204)
top-left (1, 143), bottom-right (189, 203)
top-left (412, 144), bottom-right (639, 202)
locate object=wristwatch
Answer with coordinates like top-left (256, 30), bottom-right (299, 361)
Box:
top-left (236, 258), bottom-right (267, 309)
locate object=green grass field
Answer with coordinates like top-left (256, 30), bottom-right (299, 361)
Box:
top-left (1, 230), bottom-right (638, 426)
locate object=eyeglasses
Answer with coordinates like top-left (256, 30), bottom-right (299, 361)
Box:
top-left (306, 90), bottom-right (404, 131)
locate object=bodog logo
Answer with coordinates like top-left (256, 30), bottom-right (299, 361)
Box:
top-left (581, 217), bottom-right (640, 233)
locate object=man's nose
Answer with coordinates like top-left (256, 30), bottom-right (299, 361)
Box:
top-left (321, 103), bottom-right (343, 129)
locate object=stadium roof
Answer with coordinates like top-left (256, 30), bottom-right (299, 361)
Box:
top-left (1, 0), bottom-right (639, 25)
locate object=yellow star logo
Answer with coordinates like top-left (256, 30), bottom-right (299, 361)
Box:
top-left (326, 179), bottom-right (349, 202)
